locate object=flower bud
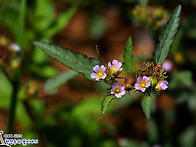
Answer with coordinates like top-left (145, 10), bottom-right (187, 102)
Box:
top-left (125, 84), bottom-right (132, 90)
top-left (149, 77), bottom-right (157, 87)
top-left (155, 80), bottom-right (168, 91)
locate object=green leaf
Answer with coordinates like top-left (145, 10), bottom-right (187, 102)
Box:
top-left (33, 42), bottom-right (100, 80)
top-left (101, 95), bottom-right (115, 114)
top-left (89, 13), bottom-right (106, 39)
top-left (169, 70), bottom-right (192, 88)
top-left (44, 6), bottom-right (77, 37)
top-left (27, 65), bottom-right (58, 78)
top-left (154, 5), bottom-right (181, 64)
top-left (178, 126), bottom-right (196, 147)
top-left (34, 0), bottom-right (54, 31)
top-left (141, 95), bottom-right (152, 119)
top-left (44, 70), bottom-right (78, 94)
top-left (123, 36), bottom-right (133, 72)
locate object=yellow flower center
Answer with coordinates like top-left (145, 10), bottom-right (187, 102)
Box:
top-left (155, 82), bottom-right (161, 90)
top-left (114, 87), bottom-right (121, 94)
top-left (139, 81), bottom-right (147, 88)
top-left (96, 70), bottom-right (104, 78)
top-left (111, 66), bottom-right (118, 71)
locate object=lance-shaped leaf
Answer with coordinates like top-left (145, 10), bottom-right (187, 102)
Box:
top-left (123, 36), bottom-right (133, 72)
top-left (101, 95), bottom-right (115, 114)
top-left (141, 95), bottom-right (152, 119)
top-left (44, 70), bottom-right (78, 94)
top-left (33, 42), bottom-right (100, 80)
top-left (154, 5), bottom-right (181, 64)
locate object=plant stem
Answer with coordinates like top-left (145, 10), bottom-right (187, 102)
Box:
top-left (7, 85), bottom-right (18, 133)
top-left (7, 0), bottom-right (26, 133)
top-left (7, 70), bottom-right (20, 133)
top-left (23, 100), bottom-right (47, 147)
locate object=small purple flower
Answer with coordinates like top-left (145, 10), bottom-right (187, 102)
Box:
top-left (111, 84), bottom-right (126, 98)
top-left (135, 76), bottom-right (151, 92)
top-left (162, 60), bottom-right (173, 71)
top-left (90, 65), bottom-right (107, 81)
top-left (156, 80), bottom-right (168, 90)
top-left (10, 43), bottom-right (20, 52)
top-left (108, 59), bottom-right (123, 72)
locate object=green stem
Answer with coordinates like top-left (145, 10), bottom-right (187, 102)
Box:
top-left (7, 0), bottom-right (26, 133)
top-left (7, 82), bottom-right (19, 133)
top-left (23, 100), bottom-right (47, 147)
top-left (7, 69), bottom-right (20, 133)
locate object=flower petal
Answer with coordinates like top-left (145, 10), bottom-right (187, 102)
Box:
top-left (115, 93), bottom-right (122, 98)
top-left (112, 84), bottom-right (118, 89)
top-left (119, 85), bottom-right (125, 91)
top-left (140, 88), bottom-right (146, 92)
top-left (100, 65), bottom-right (106, 72)
top-left (108, 62), bottom-right (112, 68)
top-left (93, 65), bottom-right (100, 72)
top-left (117, 62), bottom-right (122, 68)
top-left (118, 68), bottom-right (123, 71)
top-left (146, 81), bottom-right (151, 87)
top-left (102, 73), bottom-right (107, 79)
top-left (136, 77), bottom-right (142, 83)
top-left (110, 89), bottom-right (115, 94)
top-left (135, 83), bottom-right (140, 90)
top-left (90, 73), bottom-right (97, 79)
top-left (143, 76), bottom-right (149, 82)
top-left (95, 78), bottom-right (100, 81)
top-left (121, 90), bottom-right (126, 95)
top-left (112, 60), bottom-right (118, 66)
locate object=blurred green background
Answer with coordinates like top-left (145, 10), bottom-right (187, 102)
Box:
top-left (0, 0), bottom-right (196, 147)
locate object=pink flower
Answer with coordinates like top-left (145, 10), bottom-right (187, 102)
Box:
top-left (162, 60), bottom-right (173, 71)
top-left (108, 59), bottom-right (123, 72)
top-left (155, 80), bottom-right (168, 90)
top-left (10, 43), bottom-right (20, 52)
top-left (135, 76), bottom-right (151, 92)
top-left (111, 84), bottom-right (126, 98)
top-left (90, 65), bottom-right (107, 81)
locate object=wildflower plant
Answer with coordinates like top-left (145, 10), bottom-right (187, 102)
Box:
top-left (34, 5), bottom-right (181, 119)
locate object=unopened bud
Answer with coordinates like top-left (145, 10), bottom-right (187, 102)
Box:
top-left (125, 84), bottom-right (132, 90)
top-left (149, 77), bottom-right (157, 87)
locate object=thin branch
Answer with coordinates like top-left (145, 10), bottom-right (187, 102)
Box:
top-left (23, 99), bottom-right (47, 147)
top-left (95, 45), bottom-right (103, 64)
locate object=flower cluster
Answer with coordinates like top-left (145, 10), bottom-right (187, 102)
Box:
top-left (132, 5), bottom-right (169, 29)
top-left (91, 60), bottom-right (169, 98)
top-left (91, 59), bottom-right (126, 98)
top-left (0, 36), bottom-right (21, 69)
top-left (134, 61), bottom-right (168, 93)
